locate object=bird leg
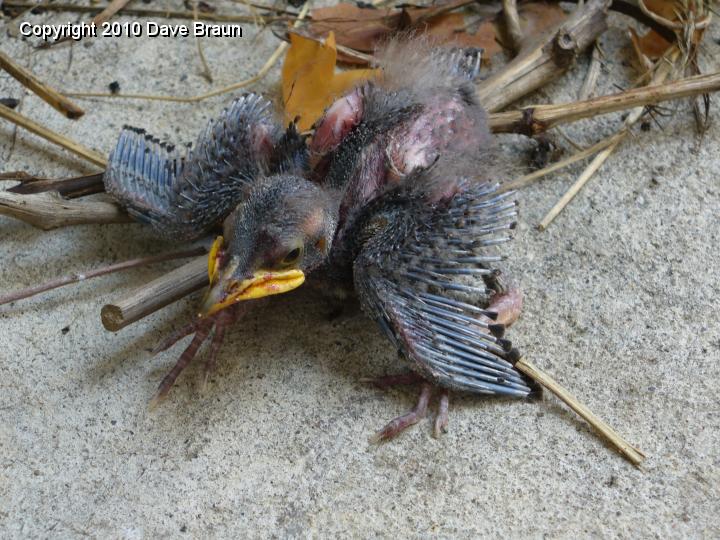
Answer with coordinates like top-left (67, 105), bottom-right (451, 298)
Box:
top-left (433, 390), bottom-right (450, 438)
top-left (149, 304), bottom-right (246, 407)
top-left (366, 288), bottom-right (524, 441)
top-left (370, 383), bottom-right (432, 443)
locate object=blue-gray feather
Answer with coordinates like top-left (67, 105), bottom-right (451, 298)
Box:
top-left (104, 93), bottom-right (281, 240)
top-left (352, 182), bottom-right (538, 397)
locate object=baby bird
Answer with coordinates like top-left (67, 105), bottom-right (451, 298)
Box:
top-left (103, 38), bottom-right (538, 439)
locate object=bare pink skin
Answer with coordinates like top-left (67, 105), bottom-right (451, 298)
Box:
top-left (487, 288), bottom-right (523, 328)
top-left (386, 96), bottom-right (465, 179)
top-left (367, 287), bottom-right (523, 441)
top-left (370, 383), bottom-right (432, 443)
top-left (309, 88), bottom-right (364, 155)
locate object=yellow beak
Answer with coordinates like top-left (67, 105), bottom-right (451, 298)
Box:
top-left (200, 237), bottom-right (305, 317)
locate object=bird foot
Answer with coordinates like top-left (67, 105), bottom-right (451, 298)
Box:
top-left (368, 380), bottom-right (450, 442)
top-left (148, 304), bottom-right (245, 408)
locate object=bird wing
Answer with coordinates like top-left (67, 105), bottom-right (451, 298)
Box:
top-left (352, 182), bottom-right (537, 396)
top-left (104, 93), bottom-right (280, 241)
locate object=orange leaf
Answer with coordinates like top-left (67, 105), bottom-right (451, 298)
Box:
top-left (282, 32), bottom-right (376, 131)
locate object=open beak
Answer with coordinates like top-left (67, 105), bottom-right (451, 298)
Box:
top-left (199, 236), bottom-right (305, 317)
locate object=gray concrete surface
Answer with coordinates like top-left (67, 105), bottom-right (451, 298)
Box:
top-left (1, 2), bottom-right (719, 537)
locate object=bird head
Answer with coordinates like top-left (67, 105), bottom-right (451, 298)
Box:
top-left (200, 175), bottom-right (338, 317)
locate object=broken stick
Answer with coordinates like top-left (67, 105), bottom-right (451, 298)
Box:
top-left (477, 0), bottom-right (612, 112)
top-left (488, 71), bottom-right (720, 134)
top-left (101, 256), bottom-right (209, 332)
top-left (0, 190), bottom-right (129, 229)
top-left (6, 172), bottom-right (105, 199)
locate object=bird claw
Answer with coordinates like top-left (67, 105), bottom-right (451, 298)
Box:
top-left (433, 391), bottom-right (449, 438)
top-left (151, 317), bottom-right (208, 356)
top-left (370, 383), bottom-right (455, 443)
top-left (149, 304), bottom-right (245, 405)
top-left (370, 390), bottom-right (429, 443)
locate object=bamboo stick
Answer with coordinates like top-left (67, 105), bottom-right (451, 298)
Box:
top-left (101, 256), bottom-right (209, 332)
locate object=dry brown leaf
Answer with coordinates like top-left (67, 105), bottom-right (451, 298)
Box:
top-left (308, 4), bottom-right (401, 52)
top-left (422, 13), bottom-right (501, 57)
top-left (629, 26), bottom-right (672, 63)
top-left (517, 2), bottom-right (566, 38)
top-left (422, 2), bottom-right (564, 61)
top-left (643, 0), bottom-right (680, 21)
top-left (306, 1), bottom-right (566, 68)
top-left (282, 32), bottom-right (376, 131)
top-left (627, 0), bottom-right (706, 64)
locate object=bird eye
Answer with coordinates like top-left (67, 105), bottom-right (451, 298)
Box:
top-left (282, 247), bottom-right (302, 266)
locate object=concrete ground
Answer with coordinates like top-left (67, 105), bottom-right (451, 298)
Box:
top-left (1, 2), bottom-right (719, 537)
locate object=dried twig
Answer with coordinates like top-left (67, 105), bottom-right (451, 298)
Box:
top-left (43, 0), bottom-right (132, 47)
top-left (537, 50), bottom-right (678, 230)
top-left (502, 0), bottom-right (524, 53)
top-left (515, 357), bottom-right (646, 466)
top-left (578, 42), bottom-right (602, 100)
top-left (500, 132), bottom-right (623, 192)
top-left (537, 134), bottom-right (624, 230)
top-left (0, 50), bottom-right (84, 119)
top-left (101, 256), bottom-right (209, 332)
top-left (488, 71), bottom-right (720, 134)
top-left (193, 1), bottom-right (214, 83)
top-left (288, 29), bottom-right (373, 64)
top-left (476, 0), bottom-right (612, 112)
top-left (0, 104), bottom-right (106, 167)
top-left (0, 247), bottom-right (206, 307)
top-left (6, 172), bottom-right (105, 199)
top-left (0, 191), bottom-right (129, 229)
top-left (88, 0), bottom-right (131, 27)
top-left (638, 0), bottom-right (711, 30)
top-left (65, 2), bottom-right (311, 103)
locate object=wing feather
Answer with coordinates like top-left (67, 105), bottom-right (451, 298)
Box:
top-left (353, 182), bottom-right (538, 397)
top-left (104, 93), bottom-right (280, 240)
